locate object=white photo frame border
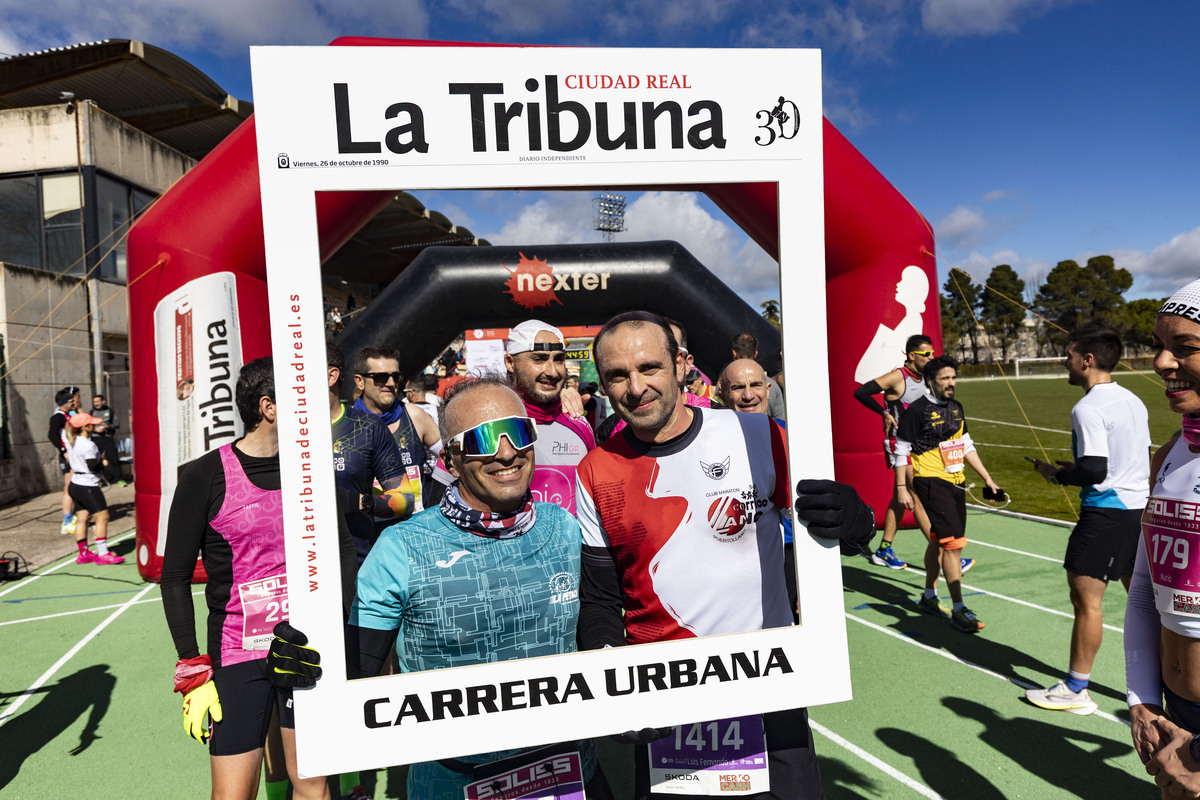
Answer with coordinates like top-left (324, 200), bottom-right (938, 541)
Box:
top-left (250, 44), bottom-right (848, 778)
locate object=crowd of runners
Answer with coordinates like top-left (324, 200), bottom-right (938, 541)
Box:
top-left (157, 278), bottom-right (1200, 799)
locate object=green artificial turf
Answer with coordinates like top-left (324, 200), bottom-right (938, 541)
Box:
top-left (955, 370), bottom-right (1174, 521)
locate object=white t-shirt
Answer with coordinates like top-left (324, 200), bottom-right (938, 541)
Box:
top-left (68, 436), bottom-right (101, 487)
top-left (1070, 382), bottom-right (1150, 510)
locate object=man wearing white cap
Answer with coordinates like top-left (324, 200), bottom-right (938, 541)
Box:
top-left (504, 320), bottom-right (596, 515)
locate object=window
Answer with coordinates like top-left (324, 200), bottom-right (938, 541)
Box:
top-left (42, 173), bottom-right (84, 275)
top-left (0, 177), bottom-right (40, 268)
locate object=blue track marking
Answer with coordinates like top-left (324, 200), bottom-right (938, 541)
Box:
top-left (3, 589), bottom-right (145, 604)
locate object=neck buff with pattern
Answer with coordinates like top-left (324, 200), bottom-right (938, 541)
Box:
top-left (1158, 278), bottom-right (1200, 446)
top-left (439, 481), bottom-right (537, 538)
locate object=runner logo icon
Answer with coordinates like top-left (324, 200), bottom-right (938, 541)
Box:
top-left (700, 456), bottom-right (731, 480)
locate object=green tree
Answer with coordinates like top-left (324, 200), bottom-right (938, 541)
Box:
top-left (1033, 260), bottom-right (1085, 351)
top-left (760, 299), bottom-right (781, 330)
top-left (1033, 255), bottom-right (1134, 351)
top-left (939, 293), bottom-right (961, 360)
top-left (943, 270), bottom-right (982, 363)
top-left (980, 264), bottom-right (1026, 363)
top-left (1081, 255), bottom-right (1133, 328)
top-left (1118, 298), bottom-right (1163, 354)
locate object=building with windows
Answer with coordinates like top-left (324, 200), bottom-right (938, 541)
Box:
top-left (0, 40), bottom-right (252, 500)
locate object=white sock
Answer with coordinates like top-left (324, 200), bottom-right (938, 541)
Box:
top-left (923, 589), bottom-right (937, 600)
top-left (95, 539), bottom-right (109, 556)
top-left (952, 602), bottom-right (965, 612)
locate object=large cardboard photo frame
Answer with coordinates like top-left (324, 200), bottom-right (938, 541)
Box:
top-left (250, 44), bottom-right (849, 777)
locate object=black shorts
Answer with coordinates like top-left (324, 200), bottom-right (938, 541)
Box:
top-left (67, 483), bottom-right (106, 514)
top-left (913, 477), bottom-right (966, 547)
top-left (634, 708), bottom-right (825, 800)
top-left (1064, 506), bottom-right (1142, 582)
top-left (209, 658), bottom-right (295, 756)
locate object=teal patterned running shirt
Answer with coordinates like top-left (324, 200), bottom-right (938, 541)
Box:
top-left (350, 503), bottom-right (582, 670)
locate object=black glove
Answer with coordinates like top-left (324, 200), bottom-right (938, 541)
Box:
top-left (611, 727), bottom-right (675, 745)
top-left (794, 479), bottom-right (875, 557)
top-left (267, 621), bottom-right (322, 689)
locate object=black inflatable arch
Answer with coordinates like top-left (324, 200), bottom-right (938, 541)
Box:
top-left (336, 240), bottom-right (781, 390)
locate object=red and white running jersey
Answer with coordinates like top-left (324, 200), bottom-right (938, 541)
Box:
top-left (576, 407), bottom-right (792, 644)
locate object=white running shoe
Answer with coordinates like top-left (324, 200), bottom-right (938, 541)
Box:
top-left (1025, 681), bottom-right (1097, 715)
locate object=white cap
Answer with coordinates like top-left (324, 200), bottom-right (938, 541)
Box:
top-left (506, 320), bottom-right (565, 355)
top-left (1159, 279), bottom-right (1200, 323)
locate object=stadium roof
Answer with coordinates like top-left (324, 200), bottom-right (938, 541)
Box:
top-left (0, 39), bottom-right (252, 159)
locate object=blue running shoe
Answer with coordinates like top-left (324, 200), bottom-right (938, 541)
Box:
top-left (960, 557), bottom-right (975, 574)
top-left (869, 546), bottom-right (907, 570)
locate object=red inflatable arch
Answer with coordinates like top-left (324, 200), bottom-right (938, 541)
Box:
top-left (127, 38), bottom-right (937, 581)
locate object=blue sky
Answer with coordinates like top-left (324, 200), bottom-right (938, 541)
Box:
top-left (4, 0), bottom-right (1197, 309)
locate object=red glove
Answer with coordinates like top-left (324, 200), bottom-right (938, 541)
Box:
top-left (174, 655), bottom-right (213, 695)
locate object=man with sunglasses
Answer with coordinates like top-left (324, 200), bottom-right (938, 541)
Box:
top-left (269, 375), bottom-right (614, 799)
top-left (504, 320), bottom-right (596, 514)
top-left (852, 334), bottom-right (953, 572)
top-left (576, 311), bottom-right (874, 799)
top-left (351, 345), bottom-right (442, 517)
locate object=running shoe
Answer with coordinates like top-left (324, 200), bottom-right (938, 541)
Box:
top-left (1024, 681), bottom-right (1097, 715)
top-left (60, 516), bottom-right (76, 535)
top-left (960, 557), bottom-right (975, 574)
top-left (93, 552), bottom-right (125, 565)
top-left (916, 593), bottom-right (950, 619)
top-left (869, 545), bottom-right (908, 570)
top-left (343, 787), bottom-right (370, 800)
top-left (75, 549), bottom-right (96, 564)
top-left (951, 606), bottom-right (985, 633)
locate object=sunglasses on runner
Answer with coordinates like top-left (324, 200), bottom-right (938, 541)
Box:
top-left (909, 349), bottom-right (935, 357)
top-left (360, 371), bottom-right (402, 386)
top-left (450, 416), bottom-right (538, 458)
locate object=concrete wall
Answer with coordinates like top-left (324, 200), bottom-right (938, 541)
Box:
top-left (0, 263), bottom-right (99, 501)
top-left (0, 103), bottom-right (193, 189)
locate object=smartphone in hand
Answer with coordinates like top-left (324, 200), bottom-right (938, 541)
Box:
top-left (982, 486), bottom-right (1006, 502)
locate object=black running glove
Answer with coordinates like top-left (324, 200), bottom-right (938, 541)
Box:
top-left (611, 727), bottom-right (676, 745)
top-left (794, 479), bottom-right (875, 557)
top-left (267, 621), bottom-right (322, 689)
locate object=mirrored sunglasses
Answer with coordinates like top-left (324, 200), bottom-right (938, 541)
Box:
top-left (450, 415), bottom-right (538, 458)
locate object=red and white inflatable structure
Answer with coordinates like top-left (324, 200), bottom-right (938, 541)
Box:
top-left (127, 38), bottom-right (938, 581)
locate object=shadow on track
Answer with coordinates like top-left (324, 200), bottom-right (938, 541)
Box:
top-left (0, 664), bottom-right (115, 790)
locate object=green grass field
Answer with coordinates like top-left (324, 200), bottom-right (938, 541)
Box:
top-left (956, 369), bottom-right (1174, 521)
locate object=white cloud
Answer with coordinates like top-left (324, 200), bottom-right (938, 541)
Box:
top-left (950, 248), bottom-right (1021, 284)
top-left (0, 0), bottom-right (430, 60)
top-left (1099, 227), bottom-right (1200, 298)
top-left (823, 74), bottom-right (877, 131)
top-left (921, 0), bottom-right (1075, 36)
top-left (982, 190), bottom-right (1012, 201)
top-left (623, 192), bottom-right (779, 307)
top-left (935, 205), bottom-right (988, 250)
top-left (739, 0), bottom-right (908, 61)
top-left (484, 193), bottom-right (597, 248)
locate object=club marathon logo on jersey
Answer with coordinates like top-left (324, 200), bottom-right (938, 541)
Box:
top-left (503, 252), bottom-right (611, 311)
top-left (700, 456), bottom-right (731, 480)
top-left (549, 572), bottom-right (579, 605)
top-left (708, 495), bottom-right (749, 541)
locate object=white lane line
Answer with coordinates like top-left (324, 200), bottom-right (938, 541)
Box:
top-left (809, 720), bottom-right (946, 799)
top-left (972, 418), bottom-right (1071, 435)
top-left (845, 613), bottom-right (1128, 727)
top-left (0, 528), bottom-right (136, 600)
top-left (0, 582), bottom-right (155, 727)
top-left (968, 539), bottom-right (1062, 563)
top-left (0, 588), bottom-right (203, 627)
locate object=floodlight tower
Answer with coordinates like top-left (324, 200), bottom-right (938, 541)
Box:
top-left (593, 192), bottom-right (626, 243)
